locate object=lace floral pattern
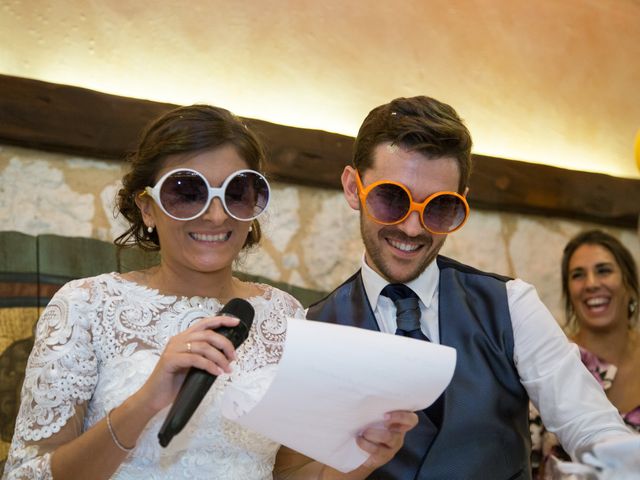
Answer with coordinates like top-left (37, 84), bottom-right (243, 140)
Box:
top-left (3, 273), bottom-right (304, 479)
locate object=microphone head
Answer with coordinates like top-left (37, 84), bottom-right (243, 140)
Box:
top-left (218, 298), bottom-right (255, 346)
top-left (220, 297), bottom-right (254, 325)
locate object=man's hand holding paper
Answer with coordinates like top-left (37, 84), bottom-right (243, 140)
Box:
top-left (357, 410), bottom-right (419, 469)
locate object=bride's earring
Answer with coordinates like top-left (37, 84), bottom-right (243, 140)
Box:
top-left (147, 225), bottom-right (154, 233)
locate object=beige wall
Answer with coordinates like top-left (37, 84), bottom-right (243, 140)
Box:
top-left (1, 0), bottom-right (639, 179)
top-left (2, 145), bottom-right (638, 325)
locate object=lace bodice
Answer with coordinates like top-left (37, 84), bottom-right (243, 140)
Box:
top-left (3, 273), bottom-right (304, 480)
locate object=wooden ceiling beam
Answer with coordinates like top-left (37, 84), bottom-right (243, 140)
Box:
top-left (1, 74), bottom-right (638, 228)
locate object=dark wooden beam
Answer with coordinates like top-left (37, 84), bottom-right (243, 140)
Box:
top-left (1, 74), bottom-right (638, 228)
top-left (470, 155), bottom-right (640, 227)
top-left (0, 75), bottom-right (175, 158)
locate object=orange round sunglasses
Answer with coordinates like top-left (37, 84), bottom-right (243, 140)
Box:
top-left (355, 170), bottom-right (470, 234)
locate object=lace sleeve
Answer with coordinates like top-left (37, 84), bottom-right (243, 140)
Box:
top-left (276, 289), bottom-right (305, 320)
top-left (3, 279), bottom-right (99, 479)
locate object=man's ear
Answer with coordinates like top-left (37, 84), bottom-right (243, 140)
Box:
top-left (341, 166), bottom-right (361, 211)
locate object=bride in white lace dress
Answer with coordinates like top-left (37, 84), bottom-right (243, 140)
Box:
top-left (3, 105), bottom-right (417, 480)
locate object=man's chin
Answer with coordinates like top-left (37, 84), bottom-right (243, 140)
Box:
top-left (380, 261), bottom-right (424, 284)
top-left (380, 249), bottom-right (439, 282)
top-left (362, 227), bottom-right (441, 282)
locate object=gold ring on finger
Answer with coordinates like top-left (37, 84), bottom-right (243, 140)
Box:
top-left (186, 342), bottom-right (192, 354)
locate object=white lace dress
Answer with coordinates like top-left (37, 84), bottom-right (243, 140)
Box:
top-left (3, 273), bottom-right (304, 480)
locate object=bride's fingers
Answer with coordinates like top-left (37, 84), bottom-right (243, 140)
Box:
top-left (180, 327), bottom-right (240, 361)
top-left (181, 339), bottom-right (235, 374)
top-left (187, 315), bottom-right (240, 333)
top-left (162, 315), bottom-right (247, 376)
top-left (180, 349), bottom-right (229, 376)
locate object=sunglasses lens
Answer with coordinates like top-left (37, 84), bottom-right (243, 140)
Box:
top-left (366, 183), bottom-right (411, 223)
top-left (159, 171), bottom-right (208, 219)
top-left (224, 171), bottom-right (270, 220)
top-left (423, 194), bottom-right (467, 233)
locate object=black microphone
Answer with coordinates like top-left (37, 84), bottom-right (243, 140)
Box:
top-left (158, 298), bottom-right (255, 447)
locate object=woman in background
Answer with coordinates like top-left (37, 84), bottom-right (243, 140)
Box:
top-left (3, 104), bottom-right (416, 479)
top-left (530, 229), bottom-right (639, 477)
top-left (563, 230), bottom-right (639, 428)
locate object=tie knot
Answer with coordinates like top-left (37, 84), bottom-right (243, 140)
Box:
top-left (381, 283), bottom-right (427, 341)
top-left (381, 284), bottom-right (418, 302)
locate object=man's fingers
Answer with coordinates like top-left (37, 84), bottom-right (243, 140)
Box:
top-left (360, 427), bottom-right (395, 448)
top-left (384, 410), bottom-right (419, 431)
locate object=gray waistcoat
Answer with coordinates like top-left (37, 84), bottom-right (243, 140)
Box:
top-left (307, 256), bottom-right (531, 480)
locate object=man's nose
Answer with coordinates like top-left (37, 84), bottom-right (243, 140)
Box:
top-left (398, 210), bottom-right (425, 237)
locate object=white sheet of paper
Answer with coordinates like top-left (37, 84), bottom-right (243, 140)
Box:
top-left (221, 318), bottom-right (456, 473)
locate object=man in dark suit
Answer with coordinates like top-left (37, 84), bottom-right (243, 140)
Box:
top-left (307, 96), bottom-right (633, 479)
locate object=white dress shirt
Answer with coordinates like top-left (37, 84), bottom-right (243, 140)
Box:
top-left (360, 254), bottom-right (634, 459)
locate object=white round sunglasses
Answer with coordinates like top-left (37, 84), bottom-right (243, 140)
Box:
top-left (141, 168), bottom-right (270, 221)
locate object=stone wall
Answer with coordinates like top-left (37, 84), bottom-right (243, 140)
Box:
top-left (1, 144), bottom-right (638, 324)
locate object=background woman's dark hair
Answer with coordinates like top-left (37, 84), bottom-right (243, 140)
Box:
top-left (114, 104), bottom-right (266, 251)
top-left (561, 229), bottom-right (639, 330)
top-left (353, 95), bottom-right (473, 193)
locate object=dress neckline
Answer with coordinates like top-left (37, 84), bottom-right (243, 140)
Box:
top-left (109, 271), bottom-right (270, 304)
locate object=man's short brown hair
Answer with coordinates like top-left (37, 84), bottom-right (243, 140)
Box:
top-left (353, 96), bottom-right (473, 192)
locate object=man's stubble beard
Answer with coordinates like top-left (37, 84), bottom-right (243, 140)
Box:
top-left (359, 215), bottom-right (443, 283)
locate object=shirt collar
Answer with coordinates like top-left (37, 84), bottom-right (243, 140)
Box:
top-left (360, 252), bottom-right (440, 309)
